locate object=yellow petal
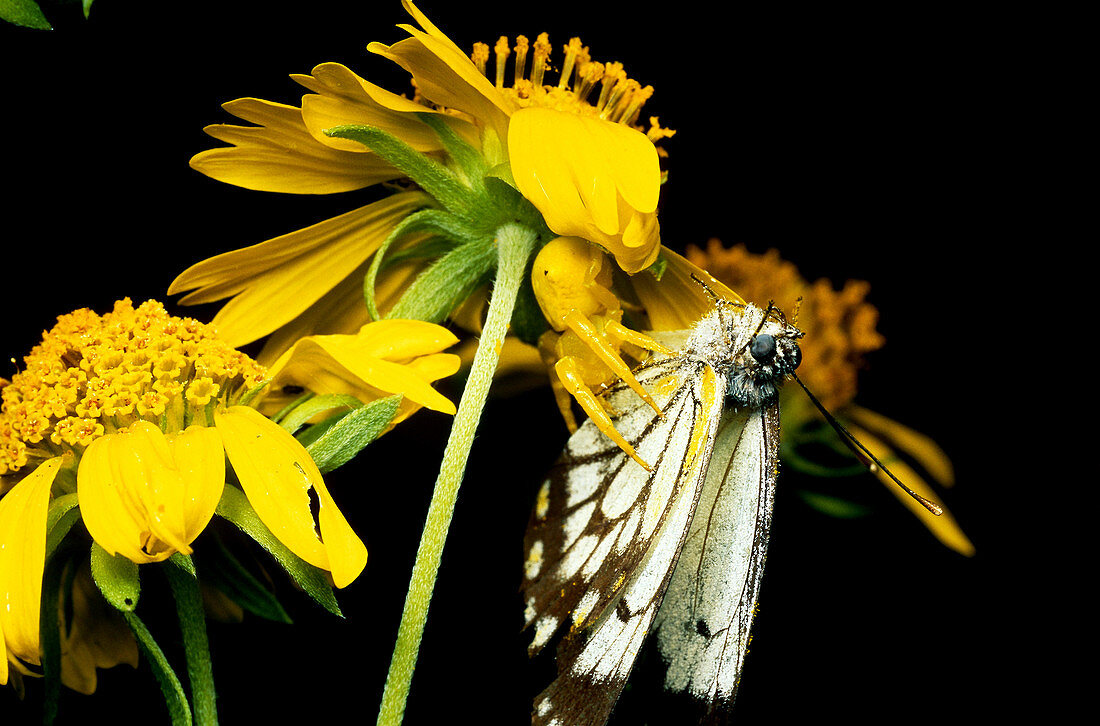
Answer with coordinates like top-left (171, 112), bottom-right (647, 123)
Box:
top-left (0, 457), bottom-right (61, 678)
top-left (215, 406), bottom-right (367, 588)
top-left (78, 423), bottom-right (224, 564)
top-left (265, 321), bottom-right (460, 415)
top-left (254, 241), bottom-right (432, 366)
top-left (847, 424), bottom-right (975, 557)
top-left (509, 108), bottom-right (662, 272)
top-left (628, 246), bottom-right (745, 331)
top-left (845, 405), bottom-right (956, 487)
top-left (59, 564), bottom-right (139, 694)
top-left (295, 62), bottom-right (480, 154)
top-left (169, 192), bottom-right (429, 348)
top-left (368, 2), bottom-right (514, 145)
top-left (192, 98), bottom-right (401, 194)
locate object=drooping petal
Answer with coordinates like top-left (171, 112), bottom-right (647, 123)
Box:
top-left (192, 98), bottom-right (403, 194)
top-left (0, 457), bottom-right (61, 679)
top-left (265, 320), bottom-right (461, 415)
top-left (295, 62), bottom-right (481, 153)
top-left (214, 406), bottom-right (367, 588)
top-left (78, 423), bottom-right (224, 564)
top-left (169, 191), bottom-right (429, 348)
top-left (59, 564), bottom-right (139, 695)
top-left (509, 107), bottom-right (662, 273)
top-left (628, 246), bottom-right (745, 331)
top-left (254, 250), bottom-right (430, 367)
top-left (368, 0), bottom-right (514, 145)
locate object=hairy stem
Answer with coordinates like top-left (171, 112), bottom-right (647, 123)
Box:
top-left (375, 223), bottom-right (539, 726)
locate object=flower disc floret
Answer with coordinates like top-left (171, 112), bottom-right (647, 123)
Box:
top-left (0, 299), bottom-right (266, 476)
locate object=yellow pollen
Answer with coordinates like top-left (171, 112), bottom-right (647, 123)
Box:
top-left (470, 42), bottom-right (490, 76)
top-left (494, 36), bottom-right (510, 88)
top-left (513, 35), bottom-right (529, 86)
top-left (0, 298), bottom-right (266, 475)
top-left (558, 37), bottom-right (587, 89)
top-left (595, 62), bottom-right (625, 116)
top-left (574, 60), bottom-right (604, 103)
top-left (530, 32), bottom-right (552, 88)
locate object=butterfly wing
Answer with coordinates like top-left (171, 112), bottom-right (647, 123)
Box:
top-left (523, 355), bottom-right (727, 725)
top-left (652, 403), bottom-right (781, 724)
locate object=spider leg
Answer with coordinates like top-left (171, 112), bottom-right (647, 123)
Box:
top-left (603, 319), bottom-right (674, 356)
top-left (554, 357), bottom-right (652, 471)
top-left (538, 331), bottom-right (580, 433)
top-left (560, 310), bottom-right (663, 418)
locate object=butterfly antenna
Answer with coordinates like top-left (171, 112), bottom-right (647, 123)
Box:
top-left (689, 273), bottom-right (720, 302)
top-left (790, 373), bottom-right (943, 516)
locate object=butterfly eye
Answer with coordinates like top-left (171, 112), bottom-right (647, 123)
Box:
top-left (749, 334), bottom-right (776, 364)
top-left (788, 343), bottom-right (803, 371)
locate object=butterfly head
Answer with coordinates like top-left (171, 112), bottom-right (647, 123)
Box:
top-left (724, 304), bottom-right (803, 409)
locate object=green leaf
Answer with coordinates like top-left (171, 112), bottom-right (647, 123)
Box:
top-left (307, 394), bottom-right (402, 473)
top-left (124, 611), bottom-right (193, 726)
top-left (198, 534), bottom-right (292, 624)
top-left (215, 485), bottom-right (342, 617)
top-left (90, 542), bottom-right (140, 612)
top-left (278, 393), bottom-right (361, 435)
top-left (0, 0), bottom-right (52, 29)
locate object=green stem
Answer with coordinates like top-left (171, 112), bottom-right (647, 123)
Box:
top-left (375, 223), bottom-right (539, 726)
top-left (165, 555), bottom-right (218, 726)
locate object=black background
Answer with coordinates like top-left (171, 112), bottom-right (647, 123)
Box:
top-left (2, 2), bottom-right (1014, 724)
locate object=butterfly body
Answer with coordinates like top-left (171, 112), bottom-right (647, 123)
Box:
top-left (524, 301), bottom-right (802, 725)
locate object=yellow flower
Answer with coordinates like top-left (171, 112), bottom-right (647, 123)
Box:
top-left (172, 0), bottom-right (672, 352)
top-left (686, 240), bottom-right (974, 556)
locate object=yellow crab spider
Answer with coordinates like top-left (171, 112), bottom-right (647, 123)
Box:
top-left (531, 236), bottom-right (672, 470)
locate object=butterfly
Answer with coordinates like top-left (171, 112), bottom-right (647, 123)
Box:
top-left (521, 291), bottom-right (940, 725)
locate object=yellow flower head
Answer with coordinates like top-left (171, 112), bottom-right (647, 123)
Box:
top-left (173, 0), bottom-right (671, 353)
top-left (0, 298), bottom-right (463, 688)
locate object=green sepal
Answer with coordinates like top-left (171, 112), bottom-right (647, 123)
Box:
top-left (363, 207), bottom-right (475, 321)
top-left (278, 393), bottom-right (361, 435)
top-left (123, 611), bottom-right (193, 726)
top-left (307, 394), bottom-right (402, 473)
top-left (197, 533), bottom-right (292, 624)
top-left (214, 485), bottom-right (342, 617)
top-left (44, 493), bottom-right (80, 559)
top-left (164, 554), bottom-right (217, 726)
top-left (417, 113), bottom-right (488, 193)
top-left (236, 377), bottom-right (273, 407)
top-left (90, 542), bottom-right (140, 612)
top-left (324, 124), bottom-right (473, 216)
top-left (388, 233), bottom-right (497, 323)
top-left (0, 0), bottom-right (52, 29)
